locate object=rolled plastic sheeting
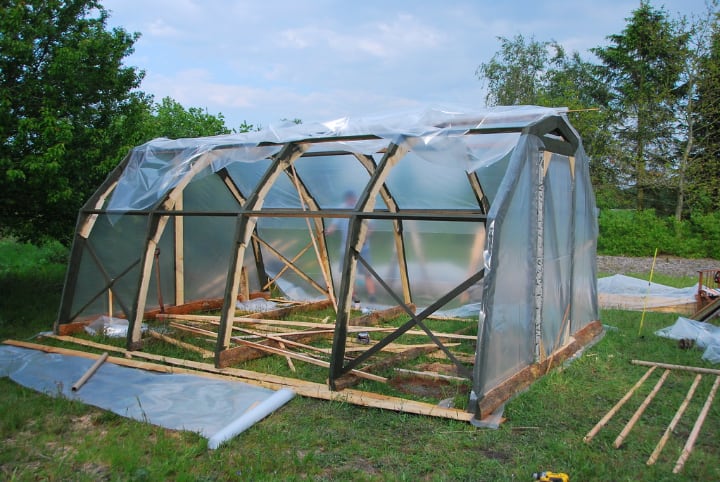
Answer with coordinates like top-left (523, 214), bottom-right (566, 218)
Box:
top-left (207, 388), bottom-right (296, 449)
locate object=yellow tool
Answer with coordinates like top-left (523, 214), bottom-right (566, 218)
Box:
top-left (532, 471), bottom-right (569, 482)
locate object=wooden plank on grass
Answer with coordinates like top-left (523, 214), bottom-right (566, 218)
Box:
top-left (5, 339), bottom-right (473, 422)
top-left (147, 330), bottom-right (214, 358)
top-left (631, 359), bottom-right (720, 376)
top-left (232, 337), bottom-right (387, 383)
top-left (333, 343), bottom-right (443, 390)
top-left (350, 304), bottom-right (415, 327)
top-left (673, 375), bottom-right (720, 474)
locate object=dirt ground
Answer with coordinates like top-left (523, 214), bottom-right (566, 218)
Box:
top-left (597, 255), bottom-right (720, 278)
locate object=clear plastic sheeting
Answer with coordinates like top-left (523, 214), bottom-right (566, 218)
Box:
top-left (655, 317), bottom-right (720, 363)
top-left (107, 105), bottom-right (557, 214)
top-left (598, 275), bottom-right (698, 311)
top-left (0, 345), bottom-right (286, 439)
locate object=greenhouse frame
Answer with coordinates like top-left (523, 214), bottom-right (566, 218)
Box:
top-left (55, 105), bottom-right (602, 422)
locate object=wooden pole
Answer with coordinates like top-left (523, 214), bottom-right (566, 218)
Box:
top-left (232, 337), bottom-right (387, 383)
top-left (71, 352), bottom-right (109, 391)
top-left (584, 366), bottom-right (657, 443)
top-left (289, 167), bottom-right (337, 312)
top-left (631, 359), bottom-right (720, 376)
top-left (147, 330), bottom-right (214, 358)
top-left (647, 374), bottom-right (702, 465)
top-left (673, 375), bottom-right (720, 473)
top-left (277, 341), bottom-right (296, 372)
top-left (614, 369), bottom-right (670, 448)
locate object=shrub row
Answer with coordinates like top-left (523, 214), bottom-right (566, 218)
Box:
top-left (597, 209), bottom-right (720, 259)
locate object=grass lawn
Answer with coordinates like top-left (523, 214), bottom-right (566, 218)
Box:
top-left (1, 239), bottom-right (719, 481)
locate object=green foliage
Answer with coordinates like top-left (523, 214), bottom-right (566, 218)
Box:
top-left (687, 9), bottom-right (720, 215)
top-left (592, 2), bottom-right (689, 211)
top-left (0, 238), bottom-right (68, 339)
top-left (598, 209), bottom-right (720, 258)
top-left (476, 34), bottom-right (564, 106)
top-left (0, 0), bottom-right (147, 245)
top-left (144, 97), bottom-right (231, 140)
top-left (1, 237), bottom-right (720, 480)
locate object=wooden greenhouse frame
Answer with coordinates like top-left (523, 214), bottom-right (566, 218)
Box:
top-left (54, 107), bottom-right (602, 422)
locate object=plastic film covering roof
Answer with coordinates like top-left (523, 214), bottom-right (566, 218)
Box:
top-left (107, 105), bottom-right (560, 214)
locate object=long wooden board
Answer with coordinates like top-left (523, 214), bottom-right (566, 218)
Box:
top-left (4, 339), bottom-right (474, 422)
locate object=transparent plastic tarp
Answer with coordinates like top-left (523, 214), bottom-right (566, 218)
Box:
top-left (106, 106), bottom-right (556, 215)
top-left (0, 345), bottom-right (286, 438)
top-left (474, 136), bottom-right (599, 397)
top-left (598, 274), bottom-right (697, 311)
top-left (655, 317), bottom-right (720, 363)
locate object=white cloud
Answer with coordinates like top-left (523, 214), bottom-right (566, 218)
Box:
top-left (277, 13), bottom-right (444, 60)
top-left (145, 19), bottom-right (182, 38)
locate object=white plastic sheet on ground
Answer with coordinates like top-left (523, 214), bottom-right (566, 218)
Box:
top-left (655, 317), bottom-right (720, 363)
top-left (0, 345), bottom-right (293, 442)
top-left (598, 274), bottom-right (698, 311)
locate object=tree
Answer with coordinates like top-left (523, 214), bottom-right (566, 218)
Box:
top-left (592, 1), bottom-right (689, 211)
top-left (476, 34), bottom-right (564, 106)
top-left (670, 3), bottom-right (720, 219)
top-left (477, 35), bottom-right (618, 207)
top-left (0, 0), bottom-right (146, 244)
top-left (685, 6), bottom-right (720, 215)
top-left (144, 97), bottom-right (230, 140)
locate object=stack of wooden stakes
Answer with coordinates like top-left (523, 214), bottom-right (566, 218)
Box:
top-left (584, 359), bottom-right (720, 474)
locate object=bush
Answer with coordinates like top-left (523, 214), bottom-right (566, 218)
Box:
top-left (598, 209), bottom-right (720, 258)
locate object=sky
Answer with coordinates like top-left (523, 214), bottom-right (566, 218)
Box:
top-left (102, 0), bottom-right (713, 130)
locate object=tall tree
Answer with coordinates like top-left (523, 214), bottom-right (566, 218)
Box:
top-left (687, 8), bottom-right (720, 214)
top-left (592, 1), bottom-right (689, 211)
top-left (671, 3), bottom-right (719, 219)
top-left (0, 0), bottom-right (146, 244)
top-left (476, 34), bottom-right (564, 106)
top-left (477, 35), bottom-right (618, 207)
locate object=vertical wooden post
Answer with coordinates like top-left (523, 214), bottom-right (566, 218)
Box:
top-left (533, 150), bottom-right (548, 362)
top-left (174, 193), bottom-right (185, 306)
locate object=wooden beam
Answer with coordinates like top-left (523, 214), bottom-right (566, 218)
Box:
top-left (333, 343), bottom-right (445, 390)
top-left (673, 375), bottom-right (720, 473)
top-left (232, 338), bottom-right (387, 384)
top-left (147, 330), bottom-right (214, 358)
top-left (160, 313), bottom-right (476, 341)
top-left (350, 304), bottom-right (416, 327)
top-left (174, 195), bottom-right (185, 305)
top-left (5, 339), bottom-right (474, 422)
top-left (631, 360), bottom-right (720, 376)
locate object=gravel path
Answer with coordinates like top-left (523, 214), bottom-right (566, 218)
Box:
top-left (597, 255), bottom-right (720, 278)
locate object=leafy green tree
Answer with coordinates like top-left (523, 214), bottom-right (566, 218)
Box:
top-left (476, 34), bottom-right (564, 106)
top-left (686, 7), bottom-right (720, 215)
top-left (0, 0), bottom-right (146, 244)
top-left (477, 35), bottom-right (619, 207)
top-left (592, 1), bottom-right (689, 211)
top-left (144, 97), bottom-right (230, 140)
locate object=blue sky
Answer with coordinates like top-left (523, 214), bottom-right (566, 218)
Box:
top-left (103, 0), bottom-right (713, 130)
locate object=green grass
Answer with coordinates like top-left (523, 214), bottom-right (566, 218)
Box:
top-left (1, 239), bottom-right (719, 480)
